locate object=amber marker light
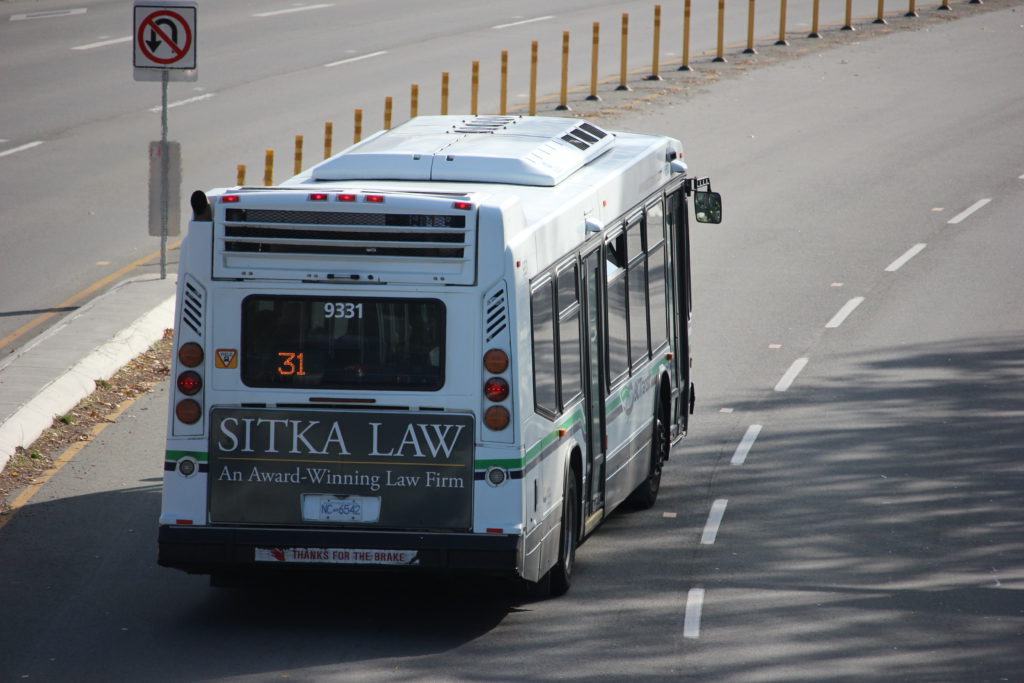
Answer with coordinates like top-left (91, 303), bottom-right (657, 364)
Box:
top-left (177, 342), bottom-right (204, 367)
top-left (484, 406), bottom-right (510, 430)
top-left (175, 399), bottom-right (201, 424)
top-left (483, 348), bottom-right (509, 374)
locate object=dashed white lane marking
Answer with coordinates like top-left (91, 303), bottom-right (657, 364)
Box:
top-left (683, 587), bottom-right (705, 639)
top-left (11, 8), bottom-right (86, 20)
top-left (701, 499), bottom-right (728, 545)
top-left (825, 296), bottom-right (865, 329)
top-left (885, 243), bottom-right (926, 272)
top-left (730, 425), bottom-right (762, 466)
top-left (0, 141), bottom-right (43, 158)
top-left (73, 35), bottom-right (131, 50)
top-left (149, 93), bottom-right (215, 112)
top-left (774, 357), bottom-right (808, 392)
top-left (492, 15), bottom-right (554, 29)
top-left (947, 198), bottom-right (991, 225)
top-left (253, 4), bottom-right (333, 18)
top-left (324, 50), bottom-right (387, 68)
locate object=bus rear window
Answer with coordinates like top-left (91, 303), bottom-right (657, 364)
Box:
top-left (241, 296), bottom-right (445, 391)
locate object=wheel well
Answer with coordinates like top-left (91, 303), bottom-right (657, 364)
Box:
top-left (659, 373), bottom-right (672, 458)
top-left (569, 446), bottom-right (583, 531)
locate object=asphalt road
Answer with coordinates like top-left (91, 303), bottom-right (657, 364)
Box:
top-left (2, 0), bottom-right (914, 354)
top-left (2, 2), bottom-right (1023, 682)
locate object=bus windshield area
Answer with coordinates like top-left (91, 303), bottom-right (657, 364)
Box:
top-left (241, 295), bottom-right (445, 391)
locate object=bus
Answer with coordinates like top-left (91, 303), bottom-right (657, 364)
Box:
top-left (158, 115), bottom-right (722, 595)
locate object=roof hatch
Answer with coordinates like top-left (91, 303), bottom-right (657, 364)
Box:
top-left (312, 115), bottom-right (616, 187)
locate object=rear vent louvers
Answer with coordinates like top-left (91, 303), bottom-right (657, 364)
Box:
top-left (222, 209), bottom-right (468, 259)
top-left (561, 122), bottom-right (609, 151)
top-left (450, 116), bottom-right (518, 134)
top-left (484, 285), bottom-right (509, 343)
top-left (181, 276), bottom-right (205, 337)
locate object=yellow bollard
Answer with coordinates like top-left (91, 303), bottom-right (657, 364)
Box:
top-left (441, 72), bottom-right (449, 115)
top-left (529, 41), bottom-right (538, 115)
top-left (875, 0), bottom-right (887, 23)
top-left (714, 0), bottom-right (726, 62)
top-left (353, 108), bottom-right (362, 144)
top-left (587, 22), bottom-right (601, 101)
top-left (617, 13), bottom-right (630, 90)
top-left (939, 0), bottom-right (952, 11)
top-left (323, 121), bottom-right (333, 159)
top-left (472, 61), bottom-right (480, 116)
top-left (809, 0), bottom-right (822, 37)
top-left (776, 0), bottom-right (789, 46)
top-left (647, 5), bottom-right (662, 80)
top-left (236, 163), bottom-right (246, 186)
top-left (744, 0), bottom-right (757, 54)
top-left (411, 84), bottom-right (419, 118)
top-left (557, 32), bottom-right (571, 110)
top-left (905, 0), bottom-right (918, 16)
top-left (500, 51), bottom-right (509, 115)
top-left (680, 0), bottom-right (692, 71)
top-left (293, 134), bottom-right (303, 175)
top-left (263, 149), bottom-right (274, 186)
top-left (843, 0), bottom-right (855, 30)
top-left (384, 96), bottom-right (392, 130)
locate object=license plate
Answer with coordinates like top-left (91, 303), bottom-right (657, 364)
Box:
top-left (301, 493), bottom-right (381, 523)
top-left (255, 547), bottom-right (419, 566)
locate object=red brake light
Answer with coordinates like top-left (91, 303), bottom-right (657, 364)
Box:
top-left (484, 377), bottom-right (509, 402)
top-left (308, 193), bottom-right (329, 201)
top-left (337, 193), bottom-right (357, 202)
top-left (365, 194), bottom-right (385, 203)
top-left (177, 371), bottom-right (202, 396)
top-left (221, 195), bottom-right (240, 203)
top-left (453, 201), bottom-right (473, 210)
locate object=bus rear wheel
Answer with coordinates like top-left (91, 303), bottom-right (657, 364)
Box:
top-left (549, 470), bottom-right (578, 596)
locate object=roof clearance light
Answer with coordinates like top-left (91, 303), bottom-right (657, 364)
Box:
top-left (453, 201), bottom-right (473, 210)
top-left (308, 193), bottom-right (329, 201)
top-left (365, 194), bottom-right (385, 203)
top-left (337, 193), bottom-right (357, 202)
top-left (221, 195), bottom-right (240, 203)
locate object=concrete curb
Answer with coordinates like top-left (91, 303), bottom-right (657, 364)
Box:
top-left (0, 275), bottom-right (176, 473)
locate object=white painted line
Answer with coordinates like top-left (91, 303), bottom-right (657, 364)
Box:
top-left (683, 587), bottom-right (705, 639)
top-left (324, 50), bottom-right (387, 68)
top-left (947, 198), bottom-right (991, 225)
top-left (492, 15), bottom-right (554, 29)
top-left (825, 296), bottom-right (865, 329)
top-left (0, 141), bottom-right (43, 158)
top-left (885, 243), bottom-right (926, 272)
top-left (701, 499), bottom-right (728, 545)
top-left (253, 4), bottom-right (333, 18)
top-left (149, 93), bottom-right (215, 112)
top-left (774, 357), bottom-right (808, 392)
top-left (73, 35), bottom-right (131, 51)
top-left (11, 8), bottom-right (86, 21)
top-left (731, 424), bottom-right (762, 466)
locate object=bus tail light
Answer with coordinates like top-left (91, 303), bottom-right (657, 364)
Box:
top-left (484, 377), bottom-right (509, 402)
top-left (175, 399), bottom-right (201, 424)
top-left (177, 341), bottom-right (204, 367)
top-left (484, 406), bottom-right (510, 431)
top-left (483, 349), bottom-right (509, 373)
top-left (177, 371), bottom-right (202, 396)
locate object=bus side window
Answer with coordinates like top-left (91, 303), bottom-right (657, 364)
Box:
top-left (557, 262), bottom-right (582, 407)
top-left (605, 230), bottom-right (629, 386)
top-left (531, 279), bottom-right (559, 417)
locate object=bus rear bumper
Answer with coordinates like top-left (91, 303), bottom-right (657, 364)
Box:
top-left (158, 525), bottom-right (520, 576)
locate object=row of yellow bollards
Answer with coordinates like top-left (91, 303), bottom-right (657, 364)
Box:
top-left (241, 0), bottom-right (978, 186)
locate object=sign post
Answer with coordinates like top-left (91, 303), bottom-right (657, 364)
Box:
top-left (133, 1), bottom-right (197, 278)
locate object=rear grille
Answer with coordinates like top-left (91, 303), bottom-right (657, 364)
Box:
top-left (181, 276), bottom-right (205, 336)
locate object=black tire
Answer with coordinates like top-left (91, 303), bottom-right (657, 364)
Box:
top-left (627, 402), bottom-right (668, 510)
top-left (549, 471), bottom-right (578, 596)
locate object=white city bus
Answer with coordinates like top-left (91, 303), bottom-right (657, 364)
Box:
top-left (158, 115), bottom-right (721, 595)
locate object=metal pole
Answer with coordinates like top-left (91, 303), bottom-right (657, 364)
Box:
top-left (500, 51), bottom-right (509, 115)
top-left (809, 0), bottom-right (822, 37)
top-left (714, 0), bottom-right (726, 62)
top-left (588, 22), bottom-right (601, 101)
top-left (529, 41), bottom-right (538, 115)
top-left (617, 13), bottom-right (630, 90)
top-left (776, 0), bottom-right (789, 46)
top-left (647, 5), bottom-right (662, 80)
top-left (159, 70), bottom-right (169, 280)
top-left (680, 0), bottom-right (692, 71)
top-left (744, 0), bottom-right (757, 54)
top-left (557, 32), bottom-right (571, 109)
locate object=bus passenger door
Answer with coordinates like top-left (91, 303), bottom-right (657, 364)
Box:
top-left (667, 188), bottom-right (693, 437)
top-left (582, 249), bottom-right (606, 521)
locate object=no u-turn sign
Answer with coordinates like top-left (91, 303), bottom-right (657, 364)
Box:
top-left (133, 1), bottom-right (197, 80)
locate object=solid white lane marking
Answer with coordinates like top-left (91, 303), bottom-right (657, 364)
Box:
top-left (11, 8), bottom-right (86, 20)
top-left (73, 35), bottom-right (132, 50)
top-left (253, 4), bottom-right (333, 18)
top-left (492, 16), bottom-right (553, 29)
top-left (701, 499), bottom-right (728, 545)
top-left (149, 93), bottom-right (215, 112)
top-left (731, 425), bottom-right (762, 466)
top-left (0, 141), bottom-right (43, 158)
top-left (947, 198), bottom-right (991, 224)
top-left (683, 587), bottom-right (705, 639)
top-left (774, 357), bottom-right (808, 392)
top-left (825, 296), bottom-right (865, 329)
top-left (324, 50), bottom-right (387, 68)
top-left (885, 243), bottom-right (926, 272)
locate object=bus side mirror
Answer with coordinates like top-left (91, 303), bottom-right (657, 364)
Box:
top-left (694, 191), bottom-right (722, 224)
